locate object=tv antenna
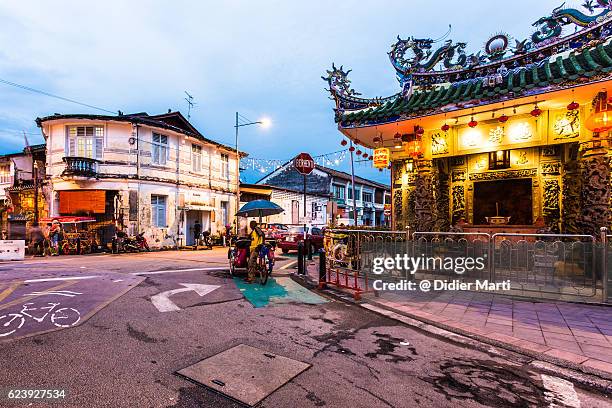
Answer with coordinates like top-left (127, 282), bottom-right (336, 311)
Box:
top-left (184, 91), bottom-right (196, 120)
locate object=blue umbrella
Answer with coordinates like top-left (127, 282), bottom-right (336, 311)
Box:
top-left (236, 199), bottom-right (284, 222)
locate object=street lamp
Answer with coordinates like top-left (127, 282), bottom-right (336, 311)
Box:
top-left (234, 112), bottom-right (271, 235)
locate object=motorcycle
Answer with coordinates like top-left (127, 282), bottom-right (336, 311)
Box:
top-left (112, 231), bottom-right (150, 253)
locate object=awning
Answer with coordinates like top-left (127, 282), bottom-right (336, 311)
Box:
top-left (40, 216), bottom-right (97, 224)
top-left (181, 205), bottom-right (216, 212)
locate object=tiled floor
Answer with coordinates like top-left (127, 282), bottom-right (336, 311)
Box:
top-left (378, 290), bottom-right (612, 368)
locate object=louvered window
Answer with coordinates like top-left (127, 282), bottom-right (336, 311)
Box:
top-left (66, 126), bottom-right (104, 159)
top-left (152, 133), bottom-right (168, 165)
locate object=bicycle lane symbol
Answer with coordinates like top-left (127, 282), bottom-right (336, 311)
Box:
top-left (0, 281), bottom-right (82, 340)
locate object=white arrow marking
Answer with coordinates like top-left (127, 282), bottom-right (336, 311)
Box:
top-left (150, 283), bottom-right (220, 312)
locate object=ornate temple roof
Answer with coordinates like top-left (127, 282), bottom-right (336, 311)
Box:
top-left (324, 2), bottom-right (612, 128)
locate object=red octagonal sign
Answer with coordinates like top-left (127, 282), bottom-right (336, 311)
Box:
top-left (293, 153), bottom-right (315, 175)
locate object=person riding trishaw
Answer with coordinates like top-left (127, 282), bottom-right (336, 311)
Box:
top-left (246, 220), bottom-right (265, 283)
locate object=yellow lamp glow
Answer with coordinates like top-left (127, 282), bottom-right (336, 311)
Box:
top-left (585, 91), bottom-right (612, 133)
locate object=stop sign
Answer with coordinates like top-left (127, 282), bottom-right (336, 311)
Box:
top-left (293, 153), bottom-right (315, 175)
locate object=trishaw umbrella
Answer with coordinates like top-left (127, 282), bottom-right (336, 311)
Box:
top-left (236, 200), bottom-right (284, 222)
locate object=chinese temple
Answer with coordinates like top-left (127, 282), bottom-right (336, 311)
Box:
top-left (324, 2), bottom-right (612, 236)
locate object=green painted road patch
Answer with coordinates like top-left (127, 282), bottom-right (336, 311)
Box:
top-left (234, 277), bottom-right (327, 308)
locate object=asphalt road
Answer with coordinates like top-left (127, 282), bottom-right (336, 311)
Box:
top-left (0, 249), bottom-right (610, 408)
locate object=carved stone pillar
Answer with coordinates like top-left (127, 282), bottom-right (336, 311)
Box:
top-left (414, 159), bottom-right (435, 231)
top-left (577, 139), bottom-right (611, 236)
top-left (561, 160), bottom-right (581, 234)
top-left (433, 160), bottom-right (450, 231)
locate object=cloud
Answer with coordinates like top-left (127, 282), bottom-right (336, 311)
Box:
top-left (0, 0), bottom-right (555, 181)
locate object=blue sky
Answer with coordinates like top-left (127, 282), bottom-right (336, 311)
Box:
top-left (0, 0), bottom-right (555, 183)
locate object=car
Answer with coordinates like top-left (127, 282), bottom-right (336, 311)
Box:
top-left (277, 225), bottom-right (324, 254)
top-left (261, 223), bottom-right (289, 240)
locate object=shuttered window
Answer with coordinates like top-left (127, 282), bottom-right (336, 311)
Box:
top-left (151, 195), bottom-right (167, 227)
top-left (192, 144), bottom-right (202, 172)
top-left (152, 133), bottom-right (168, 165)
top-left (66, 126), bottom-right (104, 158)
top-left (221, 153), bottom-right (229, 179)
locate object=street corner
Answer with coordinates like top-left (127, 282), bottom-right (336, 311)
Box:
top-left (0, 272), bottom-right (143, 342)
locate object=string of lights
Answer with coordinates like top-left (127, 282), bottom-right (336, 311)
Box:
top-left (240, 149), bottom-right (350, 174)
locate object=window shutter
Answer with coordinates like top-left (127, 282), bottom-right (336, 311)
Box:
top-left (95, 137), bottom-right (103, 159)
top-left (69, 138), bottom-right (76, 156)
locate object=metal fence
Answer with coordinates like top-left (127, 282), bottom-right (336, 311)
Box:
top-left (324, 228), bottom-right (611, 303)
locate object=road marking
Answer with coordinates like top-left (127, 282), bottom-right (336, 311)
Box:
top-left (150, 283), bottom-right (220, 312)
top-left (279, 261), bottom-right (297, 270)
top-left (24, 276), bottom-right (99, 283)
top-left (23, 290), bottom-right (82, 297)
top-left (112, 279), bottom-right (124, 283)
top-left (0, 282), bottom-right (22, 303)
top-left (132, 267), bottom-right (229, 276)
top-left (541, 374), bottom-right (580, 408)
top-left (0, 281), bottom-right (77, 311)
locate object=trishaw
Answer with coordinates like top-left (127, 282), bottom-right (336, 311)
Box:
top-left (229, 199), bottom-right (284, 285)
top-left (40, 216), bottom-right (97, 255)
top-left (228, 237), bottom-right (276, 284)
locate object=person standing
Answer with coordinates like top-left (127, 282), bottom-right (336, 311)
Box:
top-left (193, 219), bottom-right (202, 249)
top-left (29, 222), bottom-right (45, 256)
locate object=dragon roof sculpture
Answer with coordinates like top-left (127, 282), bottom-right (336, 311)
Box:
top-left (324, 1), bottom-right (612, 125)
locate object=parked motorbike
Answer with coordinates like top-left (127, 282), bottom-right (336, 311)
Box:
top-left (112, 231), bottom-right (150, 253)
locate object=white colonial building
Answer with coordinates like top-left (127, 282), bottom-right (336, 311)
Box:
top-left (37, 111), bottom-right (239, 248)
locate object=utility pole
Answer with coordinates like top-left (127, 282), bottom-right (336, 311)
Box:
top-left (184, 91), bottom-right (195, 120)
top-left (349, 140), bottom-right (357, 226)
top-left (235, 112), bottom-right (240, 236)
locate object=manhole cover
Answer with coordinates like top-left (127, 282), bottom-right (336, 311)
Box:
top-left (177, 344), bottom-right (311, 406)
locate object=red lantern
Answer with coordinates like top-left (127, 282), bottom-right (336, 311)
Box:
top-left (355, 139), bottom-right (361, 145)
top-left (356, 149), bottom-right (362, 156)
top-left (393, 132), bottom-right (402, 140)
top-left (373, 136), bottom-right (380, 143)
top-left (498, 114), bottom-right (509, 123)
top-left (349, 146), bottom-right (355, 152)
top-left (567, 101), bottom-right (579, 111)
top-left (369, 156), bottom-right (373, 161)
top-left (341, 139), bottom-right (348, 146)
top-left (441, 123), bottom-right (450, 132)
top-left (362, 153), bottom-right (368, 159)
top-left (585, 91), bottom-right (612, 133)
top-left (415, 126), bottom-right (424, 135)
top-left (530, 106), bottom-right (542, 117)
top-left (468, 117), bottom-right (478, 128)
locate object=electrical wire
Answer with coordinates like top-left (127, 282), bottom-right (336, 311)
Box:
top-left (0, 78), bottom-right (117, 114)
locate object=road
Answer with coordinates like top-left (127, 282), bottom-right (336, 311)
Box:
top-left (0, 249), bottom-right (610, 407)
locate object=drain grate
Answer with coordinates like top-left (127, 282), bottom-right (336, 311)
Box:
top-left (177, 344), bottom-right (311, 406)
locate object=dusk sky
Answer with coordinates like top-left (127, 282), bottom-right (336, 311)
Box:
top-left (0, 0), bottom-right (554, 183)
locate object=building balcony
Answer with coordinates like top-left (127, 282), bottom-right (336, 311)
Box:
top-left (62, 156), bottom-right (99, 178)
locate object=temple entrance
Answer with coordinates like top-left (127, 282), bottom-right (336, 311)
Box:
top-left (473, 179), bottom-right (532, 225)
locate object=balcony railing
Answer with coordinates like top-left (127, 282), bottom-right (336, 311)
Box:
top-left (62, 156), bottom-right (99, 178)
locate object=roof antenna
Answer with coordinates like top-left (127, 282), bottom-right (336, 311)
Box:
top-left (184, 91), bottom-right (195, 120)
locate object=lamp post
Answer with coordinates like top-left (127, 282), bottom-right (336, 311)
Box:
top-left (234, 112), bottom-right (271, 235)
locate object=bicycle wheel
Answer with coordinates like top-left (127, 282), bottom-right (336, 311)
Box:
top-left (0, 314), bottom-right (25, 337)
top-left (51, 308), bottom-right (81, 328)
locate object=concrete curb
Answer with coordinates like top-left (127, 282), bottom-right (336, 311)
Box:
top-left (291, 275), bottom-right (612, 394)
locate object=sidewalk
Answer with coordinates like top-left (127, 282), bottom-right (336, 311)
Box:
top-left (304, 262), bottom-right (612, 379)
